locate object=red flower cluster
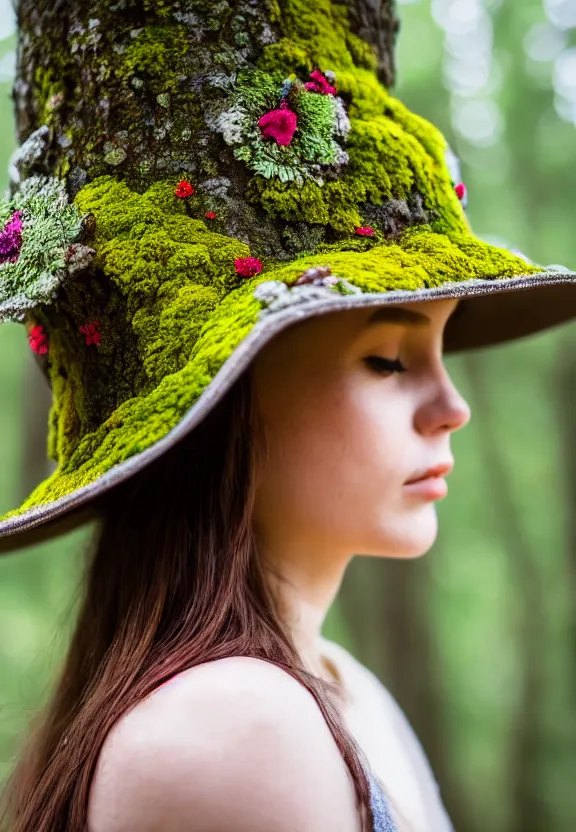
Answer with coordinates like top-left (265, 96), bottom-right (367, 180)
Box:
top-left (79, 320), bottom-right (102, 346)
top-left (28, 324), bottom-right (49, 356)
top-left (175, 180), bottom-right (195, 198)
top-left (235, 257), bottom-right (263, 278)
top-left (454, 182), bottom-right (466, 201)
top-left (205, 211), bottom-right (217, 220)
top-left (259, 101), bottom-right (298, 147)
top-left (304, 69), bottom-right (337, 96)
top-left (355, 226), bottom-right (375, 237)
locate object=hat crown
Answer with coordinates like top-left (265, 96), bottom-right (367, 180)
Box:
top-left (1, 1), bottom-right (477, 470)
top-left (12, 0), bottom-right (465, 259)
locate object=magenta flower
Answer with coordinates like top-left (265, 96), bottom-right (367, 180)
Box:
top-left (259, 102), bottom-right (298, 147)
top-left (355, 226), bottom-right (375, 237)
top-left (304, 70), bottom-right (337, 96)
top-left (0, 210), bottom-right (23, 264)
top-left (235, 256), bottom-right (263, 278)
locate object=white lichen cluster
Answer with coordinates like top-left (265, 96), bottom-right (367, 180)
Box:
top-left (254, 275), bottom-right (361, 315)
top-left (0, 176), bottom-right (93, 323)
top-left (8, 125), bottom-right (50, 185)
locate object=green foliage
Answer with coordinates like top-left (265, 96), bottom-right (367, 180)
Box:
top-left (218, 70), bottom-right (344, 184)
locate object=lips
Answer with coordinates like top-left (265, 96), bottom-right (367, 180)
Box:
top-left (404, 461), bottom-right (454, 484)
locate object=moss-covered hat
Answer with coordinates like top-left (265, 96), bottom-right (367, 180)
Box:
top-left (1, 0), bottom-right (576, 553)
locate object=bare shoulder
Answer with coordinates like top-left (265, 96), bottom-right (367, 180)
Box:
top-left (88, 656), bottom-right (360, 832)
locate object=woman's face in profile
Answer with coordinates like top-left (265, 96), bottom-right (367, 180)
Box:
top-left (251, 298), bottom-right (471, 561)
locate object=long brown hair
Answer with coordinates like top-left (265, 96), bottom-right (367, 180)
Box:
top-left (0, 370), bottom-right (374, 831)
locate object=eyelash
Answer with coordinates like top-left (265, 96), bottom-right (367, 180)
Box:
top-left (364, 356), bottom-right (407, 375)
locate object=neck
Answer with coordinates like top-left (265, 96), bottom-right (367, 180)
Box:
top-left (258, 533), bottom-right (352, 695)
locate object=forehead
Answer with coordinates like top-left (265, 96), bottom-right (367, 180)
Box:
top-left (265, 297), bottom-right (462, 360)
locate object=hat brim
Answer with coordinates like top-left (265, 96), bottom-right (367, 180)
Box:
top-left (1, 269), bottom-right (576, 554)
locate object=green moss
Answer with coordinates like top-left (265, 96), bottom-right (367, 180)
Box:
top-left (258, 38), bottom-right (313, 76)
top-left (250, 0), bottom-right (468, 238)
top-left (279, 0), bottom-right (358, 70)
top-left (120, 26), bottom-right (189, 93)
top-left (250, 227), bottom-right (544, 294)
top-left (35, 176), bottom-right (252, 467)
top-left (346, 33), bottom-right (378, 72)
top-left (33, 66), bottom-right (65, 127)
top-left (6, 280), bottom-right (262, 514)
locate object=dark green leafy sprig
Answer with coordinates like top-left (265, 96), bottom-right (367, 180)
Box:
top-left (214, 69), bottom-right (349, 185)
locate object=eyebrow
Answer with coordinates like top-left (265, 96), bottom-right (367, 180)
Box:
top-left (364, 301), bottom-right (465, 330)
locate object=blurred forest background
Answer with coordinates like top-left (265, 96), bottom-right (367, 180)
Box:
top-left (1, 0), bottom-right (576, 829)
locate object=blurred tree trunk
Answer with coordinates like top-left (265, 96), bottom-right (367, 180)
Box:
top-left (553, 331), bottom-right (576, 701)
top-left (462, 353), bottom-right (548, 832)
top-left (338, 555), bottom-right (462, 823)
top-left (20, 356), bottom-right (53, 499)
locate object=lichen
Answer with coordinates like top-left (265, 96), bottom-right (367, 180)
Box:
top-left (0, 176), bottom-right (89, 323)
top-left (119, 25), bottom-right (189, 94)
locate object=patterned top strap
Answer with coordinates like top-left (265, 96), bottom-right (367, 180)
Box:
top-left (365, 764), bottom-right (399, 832)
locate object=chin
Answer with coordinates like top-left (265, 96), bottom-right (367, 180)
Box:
top-left (361, 508), bottom-right (439, 559)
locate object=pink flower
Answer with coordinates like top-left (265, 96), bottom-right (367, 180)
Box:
top-left (79, 320), bottom-right (102, 346)
top-left (235, 257), bottom-right (263, 278)
top-left (304, 69), bottom-right (337, 96)
top-left (29, 324), bottom-right (49, 356)
top-left (455, 182), bottom-right (466, 201)
top-left (0, 210), bottom-right (23, 264)
top-left (355, 226), bottom-right (375, 237)
top-left (259, 102), bottom-right (298, 147)
top-left (175, 180), bottom-right (195, 198)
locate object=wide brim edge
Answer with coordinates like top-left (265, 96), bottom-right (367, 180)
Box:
top-left (1, 269), bottom-right (575, 548)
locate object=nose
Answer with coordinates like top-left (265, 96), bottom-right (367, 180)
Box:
top-left (414, 367), bottom-right (471, 436)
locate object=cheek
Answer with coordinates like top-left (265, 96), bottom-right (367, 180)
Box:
top-left (255, 375), bottom-right (412, 535)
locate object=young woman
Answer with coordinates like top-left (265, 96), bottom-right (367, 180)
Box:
top-left (3, 298), bottom-right (466, 832)
top-left (2, 2), bottom-right (576, 831)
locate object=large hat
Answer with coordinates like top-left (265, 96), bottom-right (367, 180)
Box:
top-left (1, 0), bottom-right (575, 553)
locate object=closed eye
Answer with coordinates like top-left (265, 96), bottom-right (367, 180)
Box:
top-left (364, 356), bottom-right (407, 375)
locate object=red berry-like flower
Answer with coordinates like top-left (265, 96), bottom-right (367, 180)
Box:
top-left (235, 257), bottom-right (263, 278)
top-left (79, 320), bottom-right (102, 346)
top-left (259, 102), bottom-right (298, 147)
top-left (455, 182), bottom-right (466, 201)
top-left (355, 226), bottom-right (375, 237)
top-left (175, 180), bottom-right (195, 198)
top-left (28, 324), bottom-right (49, 356)
top-left (304, 69), bottom-right (337, 96)
top-left (205, 211), bottom-right (217, 220)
